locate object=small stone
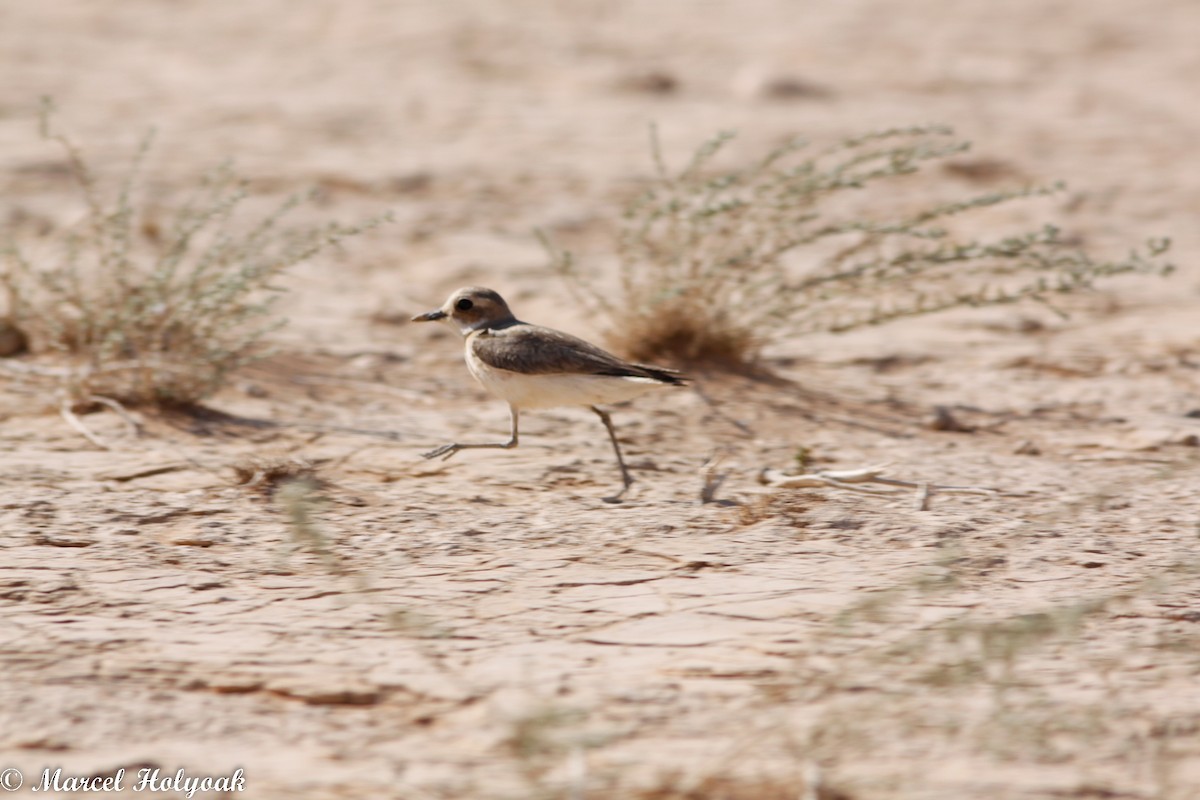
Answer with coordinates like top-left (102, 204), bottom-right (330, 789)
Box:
top-left (618, 70), bottom-right (679, 94)
top-left (205, 675), bottom-right (266, 694)
top-left (170, 536), bottom-right (215, 547)
top-left (270, 680), bottom-right (383, 706)
top-left (387, 171), bottom-right (432, 194)
top-left (942, 158), bottom-right (1024, 183)
top-left (927, 405), bottom-right (974, 433)
top-left (0, 318), bottom-right (29, 357)
top-left (761, 76), bottom-right (833, 100)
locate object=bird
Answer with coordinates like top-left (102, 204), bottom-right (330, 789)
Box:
top-left (411, 287), bottom-right (687, 499)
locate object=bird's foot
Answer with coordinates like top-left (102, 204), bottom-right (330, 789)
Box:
top-left (422, 443), bottom-right (462, 461)
top-left (602, 477), bottom-right (635, 504)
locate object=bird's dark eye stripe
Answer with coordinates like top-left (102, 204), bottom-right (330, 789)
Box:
top-left (455, 298), bottom-right (474, 312)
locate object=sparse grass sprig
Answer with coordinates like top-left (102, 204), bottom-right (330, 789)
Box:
top-left (1, 101), bottom-right (390, 406)
top-left (550, 125), bottom-right (1173, 368)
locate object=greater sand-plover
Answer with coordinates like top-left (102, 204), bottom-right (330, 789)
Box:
top-left (412, 287), bottom-right (687, 498)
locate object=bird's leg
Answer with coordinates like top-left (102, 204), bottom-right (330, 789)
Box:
top-left (423, 407), bottom-right (519, 460)
top-left (591, 405), bottom-right (633, 497)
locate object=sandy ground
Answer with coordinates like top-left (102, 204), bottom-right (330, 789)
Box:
top-left (2, 1), bottom-right (1200, 798)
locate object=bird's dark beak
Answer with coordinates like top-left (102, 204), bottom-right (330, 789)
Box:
top-left (411, 309), bottom-right (447, 322)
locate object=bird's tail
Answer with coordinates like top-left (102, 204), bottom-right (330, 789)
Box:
top-left (636, 365), bottom-right (690, 386)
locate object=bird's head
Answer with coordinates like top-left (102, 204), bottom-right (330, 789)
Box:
top-left (411, 286), bottom-right (518, 335)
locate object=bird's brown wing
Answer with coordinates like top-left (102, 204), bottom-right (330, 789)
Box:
top-left (471, 324), bottom-right (685, 385)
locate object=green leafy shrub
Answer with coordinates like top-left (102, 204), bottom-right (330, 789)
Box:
top-left (550, 125), bottom-right (1172, 367)
top-left (1, 103), bottom-right (388, 405)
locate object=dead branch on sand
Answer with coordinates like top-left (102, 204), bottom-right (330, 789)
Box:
top-left (760, 463), bottom-right (1029, 510)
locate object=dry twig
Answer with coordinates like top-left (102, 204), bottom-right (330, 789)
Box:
top-left (759, 463), bottom-right (1023, 509)
top-left (58, 398), bottom-right (109, 450)
top-left (699, 450), bottom-right (730, 504)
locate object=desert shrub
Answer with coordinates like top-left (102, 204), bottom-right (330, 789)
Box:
top-left (549, 125), bottom-right (1172, 367)
top-left (0, 102), bottom-right (388, 406)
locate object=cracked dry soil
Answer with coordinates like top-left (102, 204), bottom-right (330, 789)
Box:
top-left (2, 1), bottom-right (1200, 798)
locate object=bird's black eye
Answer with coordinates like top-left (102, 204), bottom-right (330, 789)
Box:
top-left (455, 298), bottom-right (474, 312)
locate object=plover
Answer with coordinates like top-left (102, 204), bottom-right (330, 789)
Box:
top-left (412, 287), bottom-right (687, 498)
